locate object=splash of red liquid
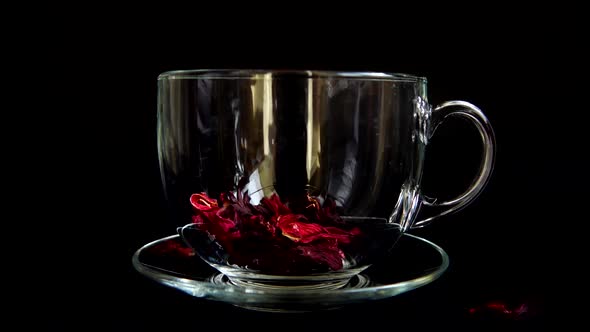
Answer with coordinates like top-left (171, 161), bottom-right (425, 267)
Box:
top-left (189, 191), bottom-right (360, 272)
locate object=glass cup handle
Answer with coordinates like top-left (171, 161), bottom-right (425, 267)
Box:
top-left (412, 100), bottom-right (496, 229)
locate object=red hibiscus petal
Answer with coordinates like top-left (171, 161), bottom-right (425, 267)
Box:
top-left (277, 214), bottom-right (322, 242)
top-left (213, 209), bottom-right (238, 233)
top-left (150, 240), bottom-right (195, 257)
top-left (296, 241), bottom-right (344, 270)
top-left (277, 214), bottom-right (360, 244)
top-left (192, 208), bottom-right (239, 244)
top-left (261, 194), bottom-right (292, 215)
top-left (190, 193), bottom-right (219, 211)
top-left (188, 190), bottom-right (362, 273)
top-left (321, 226), bottom-right (361, 244)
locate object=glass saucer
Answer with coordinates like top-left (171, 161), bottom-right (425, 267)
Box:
top-left (132, 233), bottom-right (449, 312)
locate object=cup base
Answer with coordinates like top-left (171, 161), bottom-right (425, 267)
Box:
top-left (209, 272), bottom-right (373, 312)
top-left (210, 263), bottom-right (370, 292)
top-left (227, 276), bottom-right (350, 291)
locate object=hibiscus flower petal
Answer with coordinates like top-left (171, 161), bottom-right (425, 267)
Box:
top-left (188, 190), bottom-right (362, 273)
top-left (276, 214), bottom-right (322, 242)
top-left (296, 242), bottom-right (344, 270)
top-left (190, 193), bottom-right (219, 211)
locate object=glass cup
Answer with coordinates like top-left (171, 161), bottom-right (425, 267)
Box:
top-left (157, 70), bottom-right (495, 289)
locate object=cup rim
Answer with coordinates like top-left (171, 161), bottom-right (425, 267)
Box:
top-left (158, 69), bottom-right (427, 82)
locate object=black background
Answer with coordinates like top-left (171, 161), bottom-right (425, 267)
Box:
top-left (40, 23), bottom-right (566, 330)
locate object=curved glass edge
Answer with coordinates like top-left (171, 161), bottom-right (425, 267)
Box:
top-left (157, 69), bottom-right (427, 83)
top-left (132, 233), bottom-right (449, 304)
